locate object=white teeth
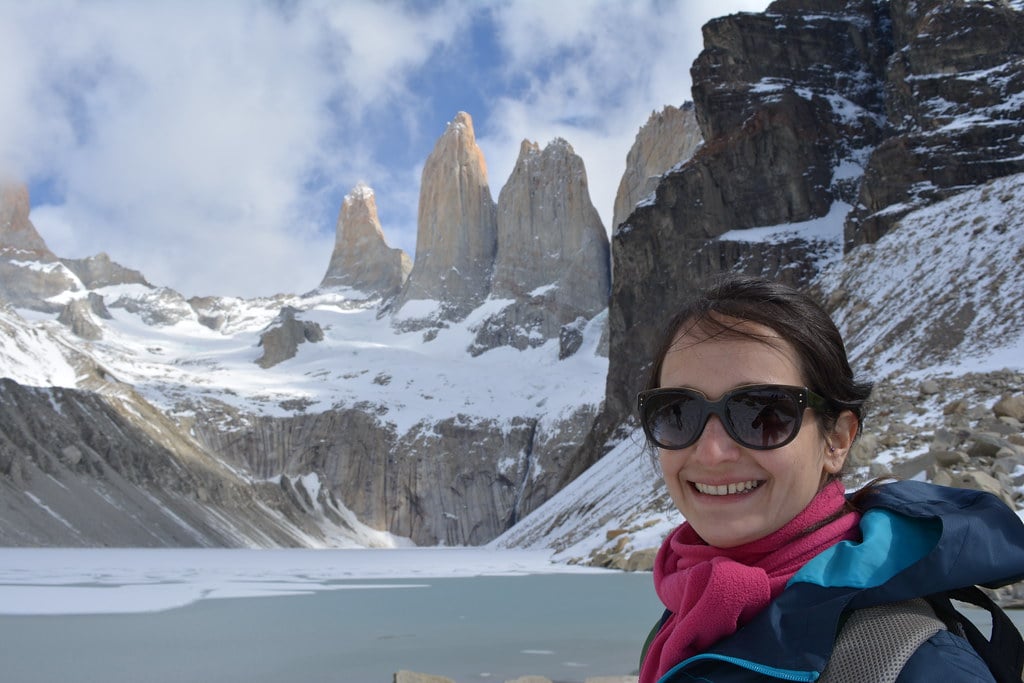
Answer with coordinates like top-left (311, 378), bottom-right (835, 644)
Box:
top-left (694, 480), bottom-right (761, 496)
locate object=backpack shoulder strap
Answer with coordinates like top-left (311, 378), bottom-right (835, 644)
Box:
top-left (820, 598), bottom-right (946, 683)
top-left (930, 586), bottom-right (1024, 683)
top-left (639, 609), bottom-right (671, 674)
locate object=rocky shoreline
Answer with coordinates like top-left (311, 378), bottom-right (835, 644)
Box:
top-left (394, 672), bottom-right (636, 683)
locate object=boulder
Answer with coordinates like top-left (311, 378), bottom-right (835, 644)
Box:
top-left (994, 394), bottom-right (1024, 422)
top-left (948, 470), bottom-right (1016, 507)
top-left (393, 671), bottom-right (456, 683)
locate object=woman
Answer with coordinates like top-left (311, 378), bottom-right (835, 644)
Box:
top-left (636, 274), bottom-right (1024, 683)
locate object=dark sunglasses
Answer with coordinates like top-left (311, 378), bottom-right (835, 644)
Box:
top-left (636, 384), bottom-right (831, 451)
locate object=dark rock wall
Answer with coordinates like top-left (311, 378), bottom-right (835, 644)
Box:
top-left (847, 0), bottom-right (1024, 245)
top-left (586, 0), bottom-right (1023, 481)
top-left (191, 405), bottom-right (600, 546)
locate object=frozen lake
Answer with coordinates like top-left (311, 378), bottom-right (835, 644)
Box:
top-left (0, 548), bottom-right (661, 683)
top-left (1, 547), bottom-right (1021, 683)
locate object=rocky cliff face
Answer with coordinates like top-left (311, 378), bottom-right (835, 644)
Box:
top-left (0, 183), bottom-right (53, 257)
top-left (612, 104), bottom-right (703, 231)
top-left (190, 403), bottom-right (601, 546)
top-left (57, 293), bottom-right (112, 340)
top-left (256, 306), bottom-right (324, 368)
top-left (846, 0), bottom-right (1024, 246)
top-left (394, 112), bottom-right (498, 323)
top-left (60, 252), bottom-right (150, 290)
top-left (0, 376), bottom-right (374, 547)
top-left (473, 138), bottom-right (610, 355)
top-left (319, 183), bottom-right (411, 298)
top-left (0, 183), bottom-right (155, 314)
top-left (587, 0), bottom-right (1024, 483)
top-left (0, 182), bottom-right (78, 311)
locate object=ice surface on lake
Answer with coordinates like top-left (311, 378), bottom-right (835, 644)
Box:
top-left (0, 547), bottom-right (605, 616)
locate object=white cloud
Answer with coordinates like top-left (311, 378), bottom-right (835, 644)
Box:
top-left (4, 0), bottom-right (770, 298)
top-left (479, 0), bottom-right (771, 233)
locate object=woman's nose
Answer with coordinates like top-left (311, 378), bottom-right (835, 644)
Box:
top-left (691, 415), bottom-right (741, 463)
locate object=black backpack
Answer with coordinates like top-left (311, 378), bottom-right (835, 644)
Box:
top-left (641, 586), bottom-right (1024, 682)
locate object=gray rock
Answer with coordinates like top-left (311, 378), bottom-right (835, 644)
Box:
top-left (0, 377), bottom-right (349, 548)
top-left (60, 252), bottom-right (150, 289)
top-left (474, 137), bottom-right (610, 355)
top-left (559, 318), bottom-right (586, 360)
top-left (393, 671), bottom-right (456, 683)
top-left (848, 433), bottom-right (879, 467)
top-left (949, 470), bottom-right (1016, 507)
top-left (867, 461), bottom-right (892, 478)
top-left (847, 0), bottom-right (1024, 246)
top-left (613, 103), bottom-right (702, 231)
top-left (891, 452), bottom-right (935, 480)
top-left (319, 183), bottom-right (410, 298)
top-left (967, 433), bottom-right (1011, 459)
top-left (57, 297), bottom-right (104, 340)
top-left (994, 394), bottom-right (1024, 422)
top-left (191, 403), bottom-right (601, 547)
top-left (931, 428), bottom-right (958, 450)
top-left (393, 112), bottom-right (497, 322)
top-left (255, 307), bottom-right (324, 369)
top-left (624, 548), bottom-right (658, 572)
top-left (932, 450), bottom-right (969, 468)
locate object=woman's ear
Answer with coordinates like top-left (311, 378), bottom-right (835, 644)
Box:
top-left (824, 410), bottom-right (859, 474)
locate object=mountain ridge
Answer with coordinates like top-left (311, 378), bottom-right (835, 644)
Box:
top-left (0, 0), bottom-right (1022, 555)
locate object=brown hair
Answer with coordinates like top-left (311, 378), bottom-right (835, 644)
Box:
top-left (643, 273), bottom-right (873, 439)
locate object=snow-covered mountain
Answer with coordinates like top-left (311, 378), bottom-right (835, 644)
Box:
top-left (1, 0), bottom-right (1022, 562)
top-left (494, 172), bottom-right (1024, 568)
top-left (0, 268), bottom-right (609, 546)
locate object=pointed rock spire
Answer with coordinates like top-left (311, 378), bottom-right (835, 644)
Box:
top-left (395, 112), bottom-right (497, 320)
top-left (492, 137), bottom-right (609, 315)
top-left (0, 182), bottom-right (54, 257)
top-left (320, 183), bottom-right (410, 297)
top-left (470, 137), bottom-right (610, 356)
top-left (612, 103), bottom-right (702, 231)
top-left (0, 180), bottom-right (81, 310)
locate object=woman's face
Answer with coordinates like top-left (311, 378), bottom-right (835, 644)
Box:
top-left (657, 320), bottom-right (847, 548)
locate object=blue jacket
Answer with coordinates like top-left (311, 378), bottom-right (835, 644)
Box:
top-left (648, 480), bottom-right (1024, 682)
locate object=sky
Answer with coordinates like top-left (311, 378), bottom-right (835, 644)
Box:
top-left (1, 0), bottom-right (770, 299)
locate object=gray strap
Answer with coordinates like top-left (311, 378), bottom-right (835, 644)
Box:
top-left (820, 598), bottom-right (947, 683)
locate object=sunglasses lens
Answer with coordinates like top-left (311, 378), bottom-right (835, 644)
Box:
top-left (726, 388), bottom-right (802, 449)
top-left (645, 392), bottom-right (703, 449)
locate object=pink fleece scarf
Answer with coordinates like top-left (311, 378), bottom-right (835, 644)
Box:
top-left (639, 480), bottom-right (861, 683)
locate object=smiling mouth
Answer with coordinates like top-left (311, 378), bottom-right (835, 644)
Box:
top-left (692, 480), bottom-right (763, 496)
